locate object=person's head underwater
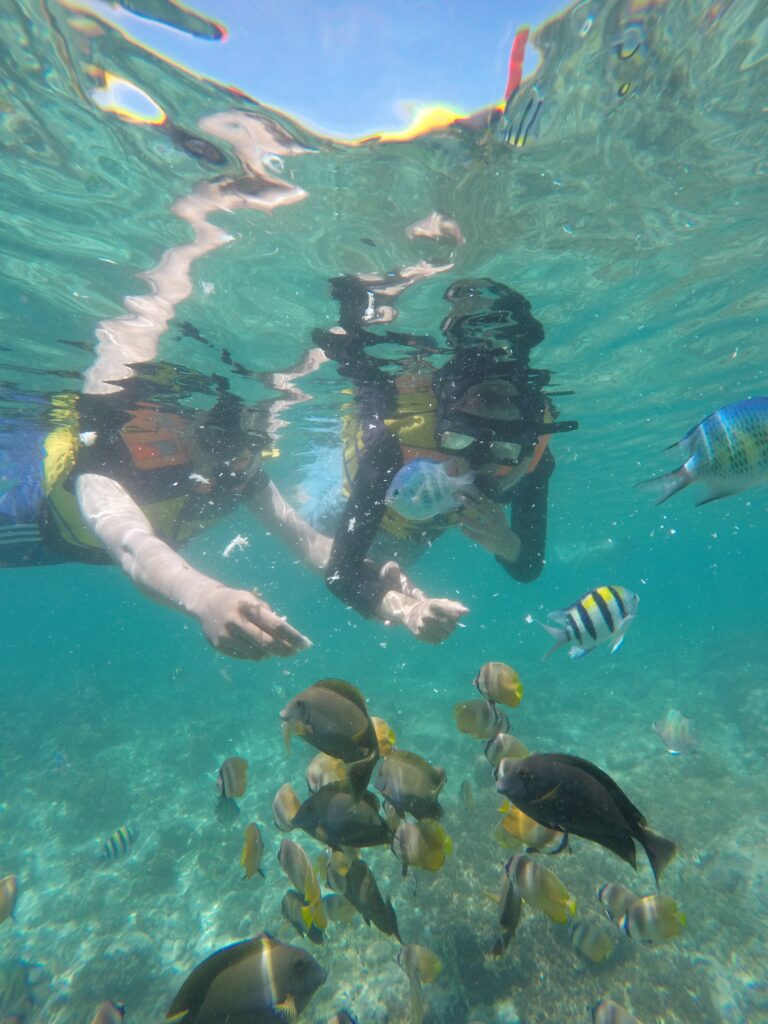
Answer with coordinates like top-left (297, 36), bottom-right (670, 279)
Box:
top-left (433, 278), bottom-right (578, 497)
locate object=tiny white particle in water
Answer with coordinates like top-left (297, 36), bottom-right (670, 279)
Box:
top-left (525, 614), bottom-right (534, 624)
top-left (189, 472), bottom-right (210, 486)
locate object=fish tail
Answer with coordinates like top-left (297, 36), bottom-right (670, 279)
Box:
top-left (635, 466), bottom-right (690, 505)
top-left (637, 825), bottom-right (678, 886)
top-left (409, 974), bottom-right (425, 1024)
top-left (302, 880), bottom-right (328, 930)
top-left (346, 750), bottom-right (378, 799)
top-left (535, 620), bottom-right (567, 659)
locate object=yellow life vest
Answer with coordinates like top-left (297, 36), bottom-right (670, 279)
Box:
top-left (341, 373), bottom-right (552, 539)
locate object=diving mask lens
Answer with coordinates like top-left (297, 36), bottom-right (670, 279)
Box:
top-left (440, 430), bottom-right (476, 451)
top-left (489, 440), bottom-right (523, 463)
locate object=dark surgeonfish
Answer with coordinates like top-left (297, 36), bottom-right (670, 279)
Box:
top-left (344, 859), bottom-right (402, 942)
top-left (496, 753), bottom-right (677, 885)
top-left (292, 783), bottom-right (391, 850)
top-left (280, 679), bottom-right (379, 796)
top-left (374, 749), bottom-right (446, 820)
top-left (166, 933), bottom-right (326, 1024)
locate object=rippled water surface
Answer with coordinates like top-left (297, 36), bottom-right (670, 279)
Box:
top-left (1, 1), bottom-right (767, 1022)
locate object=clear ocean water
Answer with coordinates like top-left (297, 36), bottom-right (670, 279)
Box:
top-left (1, 1), bottom-right (767, 1022)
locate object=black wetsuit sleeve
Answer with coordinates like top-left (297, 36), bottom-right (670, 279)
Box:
top-left (325, 431), bottom-right (403, 617)
top-left (497, 447), bottom-right (554, 583)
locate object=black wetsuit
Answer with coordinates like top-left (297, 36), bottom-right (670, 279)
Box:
top-left (313, 295), bottom-right (554, 618)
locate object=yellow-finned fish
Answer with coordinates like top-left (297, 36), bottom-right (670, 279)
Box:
top-left (592, 999), bottom-right (640, 1024)
top-left (454, 700), bottom-right (509, 739)
top-left (488, 867), bottom-right (523, 957)
top-left (217, 756), bottom-right (248, 798)
top-left (597, 882), bottom-right (639, 924)
top-left (537, 585), bottom-right (639, 659)
top-left (277, 839), bottom-right (327, 931)
top-left (89, 1000), bottom-right (125, 1024)
top-left (619, 893), bottom-right (686, 942)
top-left (397, 944), bottom-right (441, 1024)
top-left (240, 823), bottom-right (265, 880)
top-left (498, 802), bottom-right (567, 854)
top-left (505, 854), bottom-right (576, 924)
top-left (371, 716), bottom-right (396, 757)
top-left (473, 662), bottom-right (524, 707)
top-left (485, 734), bottom-right (529, 770)
top-left (569, 915), bottom-right (616, 962)
top-left (272, 782), bottom-right (300, 832)
top-left (391, 819), bottom-right (453, 875)
top-left (0, 874), bottom-right (19, 924)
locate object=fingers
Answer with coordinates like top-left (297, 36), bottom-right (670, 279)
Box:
top-left (239, 598), bottom-right (312, 651)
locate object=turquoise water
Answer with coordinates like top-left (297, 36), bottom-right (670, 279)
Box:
top-left (1, 1), bottom-right (767, 1022)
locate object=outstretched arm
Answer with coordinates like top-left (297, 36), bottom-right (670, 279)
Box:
top-left (76, 473), bottom-right (311, 660)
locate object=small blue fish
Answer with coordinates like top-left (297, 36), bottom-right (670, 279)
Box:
top-left (537, 585), bottom-right (639, 659)
top-left (385, 459), bottom-right (474, 522)
top-left (638, 397), bottom-right (768, 505)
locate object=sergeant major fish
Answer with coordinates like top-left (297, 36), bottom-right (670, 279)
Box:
top-left (385, 458), bottom-right (474, 522)
top-left (97, 825), bottom-right (138, 866)
top-left (637, 397), bottom-right (768, 505)
top-left (537, 585), bottom-right (639, 659)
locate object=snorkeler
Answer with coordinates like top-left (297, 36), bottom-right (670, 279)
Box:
top-left (0, 110), bottom-right (454, 658)
top-left (313, 274), bottom-right (578, 621)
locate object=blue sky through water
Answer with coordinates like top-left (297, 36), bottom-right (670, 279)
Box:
top-left (80, 0), bottom-right (568, 135)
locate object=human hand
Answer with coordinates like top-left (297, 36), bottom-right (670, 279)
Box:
top-left (377, 560), bottom-right (427, 602)
top-left (194, 585), bottom-right (311, 660)
top-left (457, 492), bottom-right (521, 562)
top-left (400, 597), bottom-right (469, 644)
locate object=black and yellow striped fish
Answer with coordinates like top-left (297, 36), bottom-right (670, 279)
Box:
top-left (97, 825), bottom-right (139, 865)
top-left (538, 585), bottom-right (639, 659)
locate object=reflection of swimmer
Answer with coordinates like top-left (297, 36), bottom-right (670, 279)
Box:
top-left (314, 273), bottom-right (578, 642)
top-left (1, 110), bottom-right (421, 660)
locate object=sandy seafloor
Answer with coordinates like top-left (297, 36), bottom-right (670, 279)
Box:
top-left (2, 630), bottom-right (766, 1024)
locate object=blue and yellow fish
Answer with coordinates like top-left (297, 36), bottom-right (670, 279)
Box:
top-left (638, 397), bottom-right (768, 504)
top-left (537, 585), bottom-right (639, 659)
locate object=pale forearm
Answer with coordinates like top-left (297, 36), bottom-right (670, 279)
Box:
top-left (248, 481), bottom-right (332, 573)
top-left (76, 473), bottom-right (218, 614)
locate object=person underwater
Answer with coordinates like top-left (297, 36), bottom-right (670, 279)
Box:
top-left (313, 275), bottom-right (578, 639)
top-left (0, 384), bottom-right (434, 659)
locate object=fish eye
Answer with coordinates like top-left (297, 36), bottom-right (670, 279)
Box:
top-left (392, 489), bottom-right (400, 497)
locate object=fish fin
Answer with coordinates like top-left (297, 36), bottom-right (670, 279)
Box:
top-left (637, 825), bottom-right (678, 886)
top-left (532, 784), bottom-right (560, 804)
top-left (282, 721), bottom-right (292, 752)
top-left (634, 466), bottom-right (690, 505)
top-left (258, 867), bottom-right (266, 878)
top-left (409, 975), bottom-right (425, 1024)
top-left (276, 995), bottom-right (298, 1023)
top-left (536, 620), bottom-right (567, 660)
top-left (313, 677), bottom-right (369, 713)
top-left (610, 617), bottom-right (635, 653)
top-left (568, 645), bottom-right (589, 659)
top-left (546, 609), bottom-right (570, 625)
top-left (566, 897), bottom-right (577, 920)
top-left (346, 751), bottom-right (378, 798)
top-left (166, 1014), bottom-right (188, 1024)
top-left (695, 485), bottom-right (740, 506)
